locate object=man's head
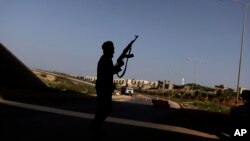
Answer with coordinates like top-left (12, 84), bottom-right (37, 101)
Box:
top-left (102, 41), bottom-right (114, 56)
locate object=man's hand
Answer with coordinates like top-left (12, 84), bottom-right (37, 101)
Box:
top-left (114, 64), bottom-right (122, 74)
top-left (118, 60), bottom-right (124, 67)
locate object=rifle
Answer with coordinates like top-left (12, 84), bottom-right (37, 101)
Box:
top-left (115, 35), bottom-right (139, 78)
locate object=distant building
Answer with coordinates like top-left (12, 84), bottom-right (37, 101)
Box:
top-left (239, 87), bottom-right (248, 94)
top-left (82, 76), bottom-right (158, 89)
top-left (166, 80), bottom-right (173, 90)
top-left (114, 78), bottom-right (158, 89)
top-left (83, 76), bottom-right (97, 82)
top-left (181, 78), bottom-right (185, 85)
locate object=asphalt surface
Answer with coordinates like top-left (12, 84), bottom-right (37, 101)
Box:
top-left (0, 89), bottom-right (238, 141)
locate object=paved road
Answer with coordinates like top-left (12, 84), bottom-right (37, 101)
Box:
top-left (31, 68), bottom-right (95, 86)
top-left (0, 89), bottom-right (232, 141)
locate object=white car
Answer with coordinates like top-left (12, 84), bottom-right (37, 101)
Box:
top-left (124, 87), bottom-right (133, 95)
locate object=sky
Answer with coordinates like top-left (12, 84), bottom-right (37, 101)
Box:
top-left (0, 0), bottom-right (250, 89)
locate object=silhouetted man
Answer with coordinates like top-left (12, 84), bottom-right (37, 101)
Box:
top-left (89, 41), bottom-right (121, 134)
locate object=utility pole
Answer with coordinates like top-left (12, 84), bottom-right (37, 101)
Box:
top-left (233, 0), bottom-right (249, 106)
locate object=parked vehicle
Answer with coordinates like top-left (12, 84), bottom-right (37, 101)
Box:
top-left (121, 87), bottom-right (133, 96)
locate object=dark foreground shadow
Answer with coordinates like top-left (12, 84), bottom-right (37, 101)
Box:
top-left (1, 88), bottom-right (248, 141)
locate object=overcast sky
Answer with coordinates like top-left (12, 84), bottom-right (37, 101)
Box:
top-left (0, 0), bottom-right (250, 89)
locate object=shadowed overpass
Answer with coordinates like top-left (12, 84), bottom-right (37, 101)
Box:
top-left (0, 43), bottom-right (46, 89)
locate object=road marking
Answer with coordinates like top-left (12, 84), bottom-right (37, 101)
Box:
top-left (0, 97), bottom-right (219, 139)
